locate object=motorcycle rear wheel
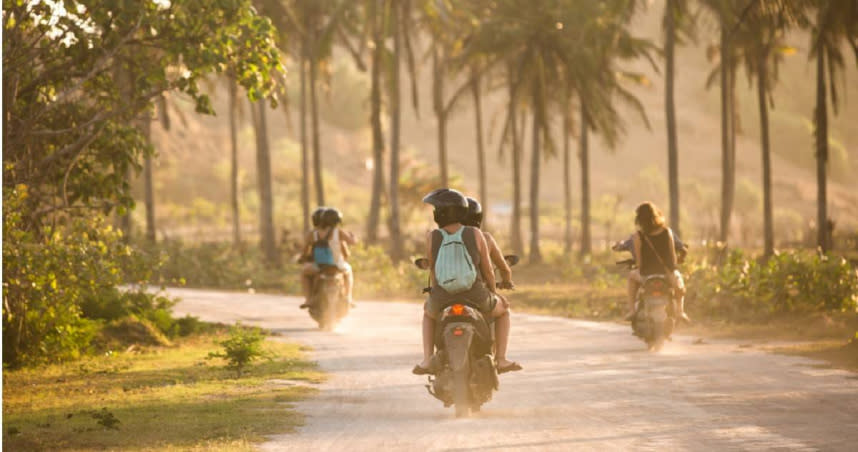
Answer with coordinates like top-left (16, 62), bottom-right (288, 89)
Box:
top-left (452, 368), bottom-right (470, 418)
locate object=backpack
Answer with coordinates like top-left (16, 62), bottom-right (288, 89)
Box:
top-left (312, 230), bottom-right (335, 266)
top-left (434, 227), bottom-right (477, 294)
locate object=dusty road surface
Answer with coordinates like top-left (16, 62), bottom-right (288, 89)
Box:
top-left (171, 288), bottom-right (858, 451)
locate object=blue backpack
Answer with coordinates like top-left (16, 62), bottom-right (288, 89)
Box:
top-left (312, 230), bottom-right (335, 266)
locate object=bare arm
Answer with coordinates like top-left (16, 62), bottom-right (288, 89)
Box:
top-left (475, 229), bottom-right (497, 292)
top-left (485, 232), bottom-right (512, 283)
top-left (633, 232), bottom-right (642, 269)
top-left (426, 230), bottom-right (437, 286)
top-left (340, 229), bottom-right (357, 245)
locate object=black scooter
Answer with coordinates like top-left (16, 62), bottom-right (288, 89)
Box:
top-left (413, 255), bottom-right (518, 417)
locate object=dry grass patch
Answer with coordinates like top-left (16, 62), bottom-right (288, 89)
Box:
top-left (2, 334), bottom-right (324, 451)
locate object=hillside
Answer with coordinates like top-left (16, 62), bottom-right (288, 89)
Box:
top-left (144, 4), bottom-right (858, 248)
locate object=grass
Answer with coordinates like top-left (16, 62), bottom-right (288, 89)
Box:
top-left (768, 338), bottom-right (858, 372)
top-left (2, 333), bottom-right (324, 451)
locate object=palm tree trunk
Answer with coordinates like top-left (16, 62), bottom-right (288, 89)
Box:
top-left (529, 109), bottom-right (542, 264)
top-left (471, 72), bottom-right (488, 226)
top-left (757, 51), bottom-right (774, 257)
top-left (665, 0), bottom-right (680, 235)
top-left (253, 99), bottom-right (278, 264)
top-left (142, 117), bottom-right (155, 243)
top-left (815, 43), bottom-right (828, 252)
top-left (579, 103), bottom-right (591, 256)
top-left (366, 0), bottom-right (385, 242)
top-left (299, 45), bottom-right (310, 233)
top-left (563, 110), bottom-right (572, 255)
top-left (309, 46), bottom-right (324, 206)
top-left (507, 66), bottom-right (523, 256)
top-left (389, 0), bottom-right (403, 261)
top-left (719, 16), bottom-right (734, 244)
top-left (433, 44), bottom-right (449, 187)
top-left (229, 80), bottom-right (242, 246)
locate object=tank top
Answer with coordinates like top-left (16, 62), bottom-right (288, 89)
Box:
top-left (639, 228), bottom-right (676, 276)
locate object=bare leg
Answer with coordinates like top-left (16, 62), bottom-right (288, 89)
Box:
top-left (491, 295), bottom-right (518, 370)
top-left (300, 264), bottom-right (317, 307)
top-left (625, 273), bottom-right (639, 319)
top-left (494, 311), bottom-right (511, 366)
top-left (344, 270), bottom-right (354, 303)
top-left (419, 312), bottom-right (435, 369)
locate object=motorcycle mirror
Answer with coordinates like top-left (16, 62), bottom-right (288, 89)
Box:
top-left (414, 258), bottom-right (430, 270)
top-left (504, 255), bottom-right (520, 267)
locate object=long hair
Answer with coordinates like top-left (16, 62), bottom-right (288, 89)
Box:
top-left (635, 202), bottom-right (666, 234)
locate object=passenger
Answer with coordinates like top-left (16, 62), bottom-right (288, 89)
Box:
top-left (413, 189), bottom-right (521, 376)
top-left (624, 202), bottom-right (689, 323)
top-left (300, 207), bottom-right (357, 309)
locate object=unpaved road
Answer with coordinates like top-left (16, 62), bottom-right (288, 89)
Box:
top-left (171, 288), bottom-right (858, 451)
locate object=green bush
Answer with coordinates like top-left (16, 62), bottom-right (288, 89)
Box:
top-left (2, 186), bottom-right (183, 367)
top-left (207, 324), bottom-right (272, 377)
top-left (686, 249), bottom-right (858, 321)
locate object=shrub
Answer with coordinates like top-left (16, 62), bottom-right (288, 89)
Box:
top-left (686, 249), bottom-right (858, 321)
top-left (2, 186), bottom-right (182, 367)
top-left (207, 325), bottom-right (272, 377)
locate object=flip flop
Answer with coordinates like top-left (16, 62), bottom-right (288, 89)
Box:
top-left (497, 362), bottom-right (522, 374)
top-left (412, 365), bottom-right (432, 375)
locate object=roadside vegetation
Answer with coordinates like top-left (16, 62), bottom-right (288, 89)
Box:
top-left (2, 328), bottom-right (323, 451)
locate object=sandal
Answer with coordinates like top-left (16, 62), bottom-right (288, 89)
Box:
top-left (412, 364), bottom-right (432, 375)
top-left (497, 361), bottom-right (523, 374)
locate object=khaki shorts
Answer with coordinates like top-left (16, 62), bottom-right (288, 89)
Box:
top-left (424, 292), bottom-right (497, 319)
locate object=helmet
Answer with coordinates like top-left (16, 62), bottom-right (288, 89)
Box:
top-left (422, 188), bottom-right (468, 227)
top-left (463, 197), bottom-right (483, 228)
top-left (321, 207), bottom-right (343, 227)
top-left (311, 206), bottom-right (328, 227)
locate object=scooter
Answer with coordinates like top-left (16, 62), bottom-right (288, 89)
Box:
top-left (413, 255), bottom-right (518, 417)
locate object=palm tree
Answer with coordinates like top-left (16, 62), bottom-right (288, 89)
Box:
top-left (733, 1), bottom-right (805, 257)
top-left (251, 98), bottom-right (278, 264)
top-left (663, 0), bottom-right (696, 237)
top-left (389, 0), bottom-right (404, 261)
top-left (470, 69), bottom-right (489, 227)
top-left (366, 0), bottom-right (385, 243)
top-left (228, 77), bottom-right (244, 245)
top-left (808, 0), bottom-right (858, 252)
top-left (701, 0), bottom-right (741, 244)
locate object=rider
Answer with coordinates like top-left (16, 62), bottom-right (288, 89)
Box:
top-left (300, 207), bottom-right (357, 309)
top-left (625, 202), bottom-right (690, 323)
top-left (462, 197), bottom-right (514, 290)
top-left (413, 188), bottom-right (521, 376)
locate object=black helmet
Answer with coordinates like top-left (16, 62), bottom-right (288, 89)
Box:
top-left (311, 206), bottom-right (328, 227)
top-left (463, 197), bottom-right (483, 228)
top-left (422, 188), bottom-right (468, 227)
top-left (321, 207), bottom-right (343, 227)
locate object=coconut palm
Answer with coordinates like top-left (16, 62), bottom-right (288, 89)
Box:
top-left (663, 0), bottom-right (697, 237)
top-left (733, 1), bottom-right (807, 257)
top-left (808, 0), bottom-right (858, 252)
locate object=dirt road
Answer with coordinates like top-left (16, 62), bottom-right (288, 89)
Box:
top-left (171, 288), bottom-right (858, 451)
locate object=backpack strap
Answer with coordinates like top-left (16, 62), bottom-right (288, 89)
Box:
top-left (641, 230), bottom-right (671, 273)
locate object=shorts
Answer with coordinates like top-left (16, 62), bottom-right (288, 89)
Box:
top-left (630, 269), bottom-right (685, 293)
top-left (424, 292), bottom-right (498, 319)
top-left (309, 261), bottom-right (352, 274)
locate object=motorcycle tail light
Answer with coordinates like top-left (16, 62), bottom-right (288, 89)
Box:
top-left (453, 328), bottom-right (464, 336)
top-left (450, 304), bottom-right (465, 316)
